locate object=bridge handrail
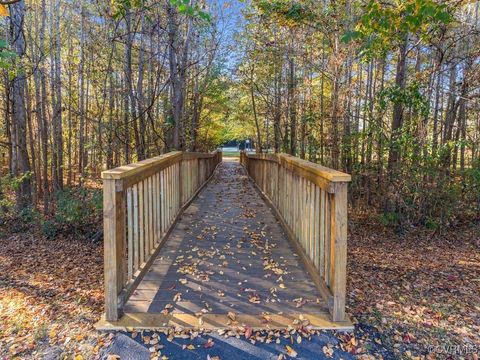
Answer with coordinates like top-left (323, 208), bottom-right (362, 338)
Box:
top-left (240, 151), bottom-right (350, 322)
top-left (102, 150), bottom-right (222, 321)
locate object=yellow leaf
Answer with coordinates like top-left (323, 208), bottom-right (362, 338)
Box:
top-left (285, 345), bottom-right (297, 358)
top-left (0, 5), bottom-right (8, 17)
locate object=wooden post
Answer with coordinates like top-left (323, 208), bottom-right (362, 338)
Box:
top-left (329, 182), bottom-right (348, 322)
top-left (103, 179), bottom-right (126, 321)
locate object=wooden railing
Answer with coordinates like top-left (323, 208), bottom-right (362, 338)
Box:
top-left (102, 150), bottom-right (222, 321)
top-left (240, 152), bottom-right (351, 322)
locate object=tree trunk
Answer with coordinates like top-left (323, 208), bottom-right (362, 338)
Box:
top-left (10, 0), bottom-right (32, 210)
top-left (387, 36), bottom-right (408, 177)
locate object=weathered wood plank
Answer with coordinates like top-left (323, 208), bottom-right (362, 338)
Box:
top-left (127, 187), bottom-right (133, 281)
top-left (329, 182), bottom-right (348, 322)
top-left (139, 180), bottom-right (145, 265)
top-left (96, 312), bottom-right (353, 331)
top-left (103, 179), bottom-right (126, 321)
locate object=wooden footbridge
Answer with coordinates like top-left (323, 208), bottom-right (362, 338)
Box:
top-left (96, 151), bottom-right (352, 331)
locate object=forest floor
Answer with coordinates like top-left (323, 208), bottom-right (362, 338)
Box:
top-left (0, 212), bottom-right (479, 359)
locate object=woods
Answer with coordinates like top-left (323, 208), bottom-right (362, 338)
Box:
top-left (0, 0), bottom-right (478, 231)
top-left (1, 0), bottom-right (221, 220)
top-left (233, 0), bottom-right (480, 228)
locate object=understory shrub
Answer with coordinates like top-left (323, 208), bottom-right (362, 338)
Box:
top-left (45, 187), bottom-right (102, 238)
top-left (0, 178), bottom-right (102, 239)
top-left (352, 159), bottom-right (480, 230)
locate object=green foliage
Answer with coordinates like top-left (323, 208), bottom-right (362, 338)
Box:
top-left (379, 212), bottom-right (401, 227)
top-left (0, 175), bottom-right (15, 216)
top-left (0, 39), bottom-right (17, 70)
top-left (18, 206), bottom-right (41, 223)
top-left (170, 0), bottom-right (211, 21)
top-left (41, 220), bottom-right (58, 240)
top-left (0, 174), bottom-right (32, 216)
top-left (344, 0), bottom-right (452, 58)
top-left (194, 73), bottom-right (236, 150)
top-left (379, 82), bottom-right (430, 118)
top-left (0, 183), bottom-right (102, 239)
top-left (51, 188), bottom-right (102, 236)
top-left (254, 0), bottom-right (315, 26)
top-left (10, 172), bottom-right (33, 191)
top-left (425, 217), bottom-right (439, 230)
top-left (111, 0), bottom-right (211, 22)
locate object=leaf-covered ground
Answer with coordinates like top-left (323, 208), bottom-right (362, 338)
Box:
top-left (0, 214), bottom-right (479, 359)
top-left (347, 215), bottom-right (480, 359)
top-left (0, 232), bottom-right (106, 359)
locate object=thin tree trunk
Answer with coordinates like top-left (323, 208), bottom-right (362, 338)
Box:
top-left (10, 0), bottom-right (32, 210)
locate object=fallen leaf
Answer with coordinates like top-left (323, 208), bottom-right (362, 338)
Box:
top-left (285, 345), bottom-right (297, 358)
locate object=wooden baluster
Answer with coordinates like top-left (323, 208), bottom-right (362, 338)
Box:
top-left (143, 178), bottom-right (149, 260)
top-left (165, 166), bottom-right (170, 224)
top-left (163, 168), bottom-right (167, 225)
top-left (305, 180), bottom-right (310, 256)
top-left (171, 165), bottom-right (175, 215)
top-left (186, 160), bottom-right (189, 200)
top-left (284, 167), bottom-right (288, 225)
top-left (324, 190), bottom-right (331, 285)
top-left (296, 175), bottom-right (300, 245)
top-left (176, 163), bottom-right (180, 211)
top-left (160, 169), bottom-right (167, 235)
top-left (126, 187), bottom-right (133, 280)
top-left (299, 176), bottom-right (303, 247)
top-left (276, 162), bottom-right (280, 212)
top-left (138, 180), bottom-right (145, 265)
top-left (181, 162), bottom-right (184, 203)
top-left (320, 189), bottom-right (326, 279)
top-left (282, 166), bottom-right (286, 218)
top-left (151, 177), bottom-right (156, 247)
top-left (168, 166), bottom-right (172, 224)
top-left (286, 169), bottom-right (291, 227)
top-left (184, 161), bottom-right (186, 198)
top-left (146, 177), bottom-right (151, 254)
top-left (196, 159), bottom-right (200, 190)
top-left (177, 162), bottom-right (181, 211)
top-left (302, 177), bottom-right (307, 251)
top-left (150, 176), bottom-right (155, 250)
top-left (133, 184), bottom-right (139, 272)
top-left (292, 172), bottom-right (296, 234)
top-left (171, 165), bottom-right (174, 219)
top-left (263, 161), bottom-right (266, 193)
top-left (155, 173), bottom-right (160, 244)
top-left (174, 163), bottom-right (178, 213)
top-left (171, 165), bottom-right (175, 218)
top-left (187, 160), bottom-right (191, 197)
top-left (185, 161), bottom-right (188, 200)
top-left (314, 185), bottom-right (320, 269)
top-left (169, 166), bottom-right (173, 222)
top-left (309, 182), bottom-right (315, 262)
